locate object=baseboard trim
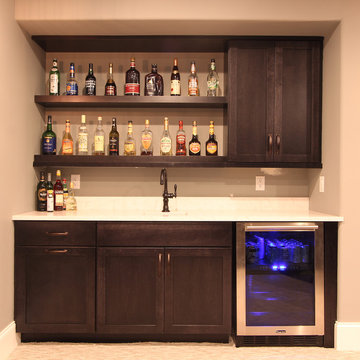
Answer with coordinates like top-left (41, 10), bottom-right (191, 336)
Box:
top-left (335, 321), bottom-right (360, 351)
top-left (0, 322), bottom-right (19, 360)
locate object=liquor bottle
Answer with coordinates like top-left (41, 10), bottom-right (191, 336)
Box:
top-left (54, 170), bottom-right (64, 211)
top-left (49, 58), bottom-right (60, 96)
top-left (109, 117), bottom-right (119, 156)
top-left (206, 120), bottom-right (218, 156)
top-left (188, 61), bottom-right (199, 96)
top-left (41, 115), bottom-right (56, 155)
top-left (176, 120), bottom-right (186, 156)
top-left (170, 58), bottom-right (181, 96)
top-left (189, 120), bottom-right (201, 156)
top-left (85, 63), bottom-right (96, 95)
top-left (160, 117), bottom-right (172, 156)
top-left (207, 59), bottom-right (219, 96)
top-left (94, 116), bottom-right (105, 155)
top-left (77, 114), bottom-right (88, 155)
top-left (66, 182), bottom-right (77, 211)
top-left (46, 172), bottom-right (54, 212)
top-left (125, 57), bottom-right (140, 96)
top-left (140, 119), bottom-right (153, 155)
top-left (124, 121), bottom-right (136, 156)
top-left (61, 119), bottom-right (73, 155)
top-left (105, 63), bottom-right (117, 96)
top-left (144, 64), bottom-right (163, 96)
top-left (62, 178), bottom-right (68, 210)
top-left (36, 171), bottom-right (47, 211)
top-left (66, 62), bottom-right (78, 95)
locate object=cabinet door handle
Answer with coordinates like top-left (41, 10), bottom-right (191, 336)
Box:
top-left (276, 135), bottom-right (281, 154)
top-left (158, 253), bottom-right (162, 277)
top-left (44, 249), bottom-right (69, 254)
top-left (166, 253), bottom-right (171, 276)
top-left (45, 232), bottom-right (69, 237)
top-left (268, 134), bottom-right (273, 153)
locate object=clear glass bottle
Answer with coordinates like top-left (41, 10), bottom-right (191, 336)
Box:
top-left (189, 120), bottom-right (201, 156)
top-left (41, 115), bottom-right (56, 155)
top-left (109, 117), bottom-right (119, 156)
top-left (66, 182), bottom-right (77, 211)
top-left (207, 59), bottom-right (220, 96)
top-left (170, 58), bottom-right (181, 96)
top-left (144, 64), bottom-right (163, 96)
top-left (176, 120), bottom-right (186, 156)
top-left (85, 63), bottom-right (96, 95)
top-left (53, 169), bottom-right (64, 211)
top-left (61, 119), bottom-right (73, 155)
top-left (125, 57), bottom-right (140, 96)
top-left (62, 178), bottom-right (68, 210)
top-left (46, 172), bottom-right (54, 212)
top-left (206, 120), bottom-right (218, 156)
top-left (160, 117), bottom-right (172, 156)
top-left (36, 171), bottom-right (47, 211)
top-left (49, 58), bottom-right (60, 95)
top-left (140, 119), bottom-right (153, 155)
top-left (94, 116), bottom-right (105, 155)
top-left (105, 63), bottom-right (117, 96)
top-left (66, 62), bottom-right (78, 95)
top-left (188, 61), bottom-right (199, 96)
top-left (77, 114), bottom-right (88, 155)
top-left (124, 121), bottom-right (136, 156)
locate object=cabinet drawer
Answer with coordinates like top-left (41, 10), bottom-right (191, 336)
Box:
top-left (15, 221), bottom-right (96, 246)
top-left (98, 222), bottom-right (232, 247)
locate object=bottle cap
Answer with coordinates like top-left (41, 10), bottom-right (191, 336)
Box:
top-left (98, 116), bottom-right (102, 121)
top-left (145, 119), bottom-right (150, 125)
top-left (56, 169), bottom-right (61, 177)
top-left (81, 115), bottom-right (86, 123)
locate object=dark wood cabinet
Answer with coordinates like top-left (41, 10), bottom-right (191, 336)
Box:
top-left (228, 39), bottom-right (322, 167)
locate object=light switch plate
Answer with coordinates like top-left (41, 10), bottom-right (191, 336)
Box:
top-left (256, 176), bottom-right (265, 191)
top-left (71, 174), bottom-right (81, 189)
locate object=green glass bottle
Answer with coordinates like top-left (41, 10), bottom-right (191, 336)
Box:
top-left (36, 171), bottom-right (47, 211)
top-left (49, 58), bottom-right (60, 95)
top-left (41, 115), bottom-right (57, 155)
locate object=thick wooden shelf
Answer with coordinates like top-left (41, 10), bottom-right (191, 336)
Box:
top-left (34, 95), bottom-right (228, 109)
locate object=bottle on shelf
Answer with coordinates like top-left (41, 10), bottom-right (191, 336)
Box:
top-left (62, 178), bottom-right (68, 210)
top-left (206, 120), bottom-right (218, 156)
top-left (160, 117), bottom-right (172, 156)
top-left (144, 64), bottom-right (163, 96)
top-left (105, 63), bottom-right (117, 96)
top-left (176, 120), bottom-right (186, 156)
top-left (189, 120), bottom-right (201, 156)
top-left (54, 169), bottom-right (64, 211)
top-left (140, 119), bottom-right (153, 156)
top-left (94, 116), bottom-right (105, 155)
top-left (85, 63), bottom-right (96, 95)
top-left (170, 58), bottom-right (181, 96)
top-left (66, 182), bottom-right (77, 211)
top-left (49, 58), bottom-right (60, 96)
top-left (41, 115), bottom-right (56, 155)
top-left (46, 172), bottom-right (54, 212)
top-left (66, 62), bottom-right (78, 95)
top-left (207, 59), bottom-right (220, 96)
top-left (124, 120), bottom-right (136, 156)
top-left (36, 171), bottom-right (47, 212)
top-left (61, 119), bottom-right (73, 155)
top-left (125, 57), bottom-right (140, 96)
top-left (77, 114), bottom-right (88, 155)
top-left (109, 117), bottom-right (119, 156)
top-left (188, 61), bottom-right (199, 96)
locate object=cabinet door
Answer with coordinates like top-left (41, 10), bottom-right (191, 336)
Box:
top-left (97, 247), bottom-right (164, 334)
top-left (164, 248), bottom-right (231, 334)
top-left (228, 41), bottom-right (275, 162)
top-left (274, 41), bottom-right (322, 164)
top-left (15, 246), bottom-right (95, 333)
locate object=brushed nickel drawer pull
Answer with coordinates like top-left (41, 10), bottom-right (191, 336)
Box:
top-left (158, 253), bottom-right (162, 277)
top-left (268, 134), bottom-right (273, 153)
top-left (166, 253), bottom-right (171, 276)
top-left (45, 232), bottom-right (69, 237)
top-left (276, 135), bottom-right (281, 154)
top-left (45, 249), bottom-right (69, 254)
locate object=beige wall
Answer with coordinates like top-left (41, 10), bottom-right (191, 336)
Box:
top-left (0, 0), bottom-right (43, 331)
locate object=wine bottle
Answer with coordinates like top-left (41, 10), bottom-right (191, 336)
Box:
top-left (85, 63), bottom-right (96, 95)
top-left (170, 58), bottom-right (181, 96)
top-left (41, 115), bottom-right (56, 155)
top-left (109, 117), bottom-right (119, 156)
top-left (54, 170), bottom-right (64, 211)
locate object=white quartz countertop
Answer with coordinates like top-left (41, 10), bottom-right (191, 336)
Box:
top-left (12, 197), bottom-right (343, 222)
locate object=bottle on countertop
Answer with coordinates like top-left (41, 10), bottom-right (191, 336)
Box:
top-left (140, 119), bottom-right (153, 155)
top-left (41, 115), bottom-right (56, 155)
top-left (53, 170), bottom-right (64, 211)
top-left (85, 63), bottom-right (96, 95)
top-left (77, 114), bottom-right (88, 155)
top-left (144, 64), bottom-right (163, 96)
top-left (207, 59), bottom-right (219, 96)
top-left (124, 121), bottom-right (136, 156)
top-left (36, 171), bottom-right (47, 212)
top-left (105, 63), bottom-right (117, 96)
top-left (188, 61), bottom-right (199, 96)
top-left (160, 117), bottom-right (172, 156)
top-left (66, 62), bottom-right (78, 95)
top-left (206, 120), bottom-right (218, 156)
top-left (176, 120), bottom-right (186, 156)
top-left (62, 178), bottom-right (68, 210)
top-left (109, 117), bottom-right (119, 156)
top-left (49, 58), bottom-right (60, 96)
top-left (46, 172), bottom-right (54, 212)
top-left (94, 116), bottom-right (105, 155)
top-left (66, 182), bottom-right (77, 211)
top-left (61, 119), bottom-right (73, 155)
top-left (170, 58), bottom-right (181, 96)
top-left (189, 120), bottom-right (201, 156)
top-left (125, 57), bottom-right (140, 96)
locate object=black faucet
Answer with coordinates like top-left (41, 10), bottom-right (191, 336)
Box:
top-left (160, 168), bottom-right (177, 212)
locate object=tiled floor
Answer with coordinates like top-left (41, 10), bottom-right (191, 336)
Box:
top-left (8, 342), bottom-right (360, 360)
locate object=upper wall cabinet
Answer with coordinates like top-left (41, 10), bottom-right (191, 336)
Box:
top-left (227, 39), bottom-right (322, 167)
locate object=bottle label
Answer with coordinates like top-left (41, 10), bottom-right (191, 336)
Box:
top-left (38, 188), bottom-right (47, 202)
top-left (105, 85), bottom-right (116, 96)
top-left (145, 80), bottom-right (156, 96)
top-left (78, 134), bottom-right (88, 153)
top-left (141, 134), bottom-right (152, 150)
top-left (125, 83), bottom-right (140, 95)
top-left (176, 134), bottom-right (186, 144)
top-left (66, 82), bottom-right (78, 95)
top-left (190, 142), bottom-right (201, 154)
top-left (94, 136), bottom-right (104, 152)
top-left (47, 190), bottom-right (54, 212)
top-left (207, 79), bottom-right (218, 91)
top-left (160, 137), bottom-right (172, 153)
top-left (109, 137), bottom-right (119, 154)
top-left (42, 136), bottom-right (56, 154)
top-left (188, 78), bottom-right (199, 96)
top-left (62, 139), bottom-right (73, 154)
top-left (124, 143), bottom-right (135, 153)
top-left (207, 143), bottom-right (218, 154)
top-left (171, 80), bottom-right (181, 95)
top-left (49, 74), bottom-right (59, 94)
top-left (85, 79), bottom-right (96, 95)
top-left (55, 192), bottom-right (64, 207)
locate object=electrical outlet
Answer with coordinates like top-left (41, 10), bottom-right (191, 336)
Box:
top-left (71, 174), bottom-right (81, 189)
top-left (319, 176), bottom-right (325, 193)
top-left (256, 176), bottom-right (265, 191)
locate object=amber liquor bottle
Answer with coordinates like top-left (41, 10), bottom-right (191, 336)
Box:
top-left (54, 169), bottom-right (64, 211)
top-left (105, 63), bottom-right (117, 96)
top-left (61, 119), bottom-right (73, 155)
top-left (170, 58), bottom-right (181, 96)
top-left (188, 61), bottom-right (199, 96)
top-left (206, 120), bottom-right (218, 156)
top-left (189, 120), bottom-right (201, 156)
top-left (125, 57), bottom-right (140, 96)
top-left (144, 64), bottom-right (163, 96)
top-left (176, 120), bottom-right (186, 156)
